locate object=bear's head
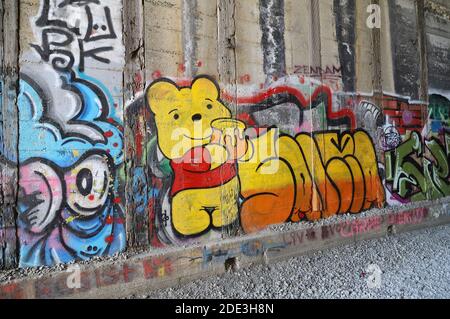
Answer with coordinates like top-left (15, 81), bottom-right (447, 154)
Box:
top-left (146, 76), bottom-right (232, 159)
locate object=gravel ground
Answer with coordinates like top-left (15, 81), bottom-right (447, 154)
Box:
top-left (132, 225), bottom-right (450, 299)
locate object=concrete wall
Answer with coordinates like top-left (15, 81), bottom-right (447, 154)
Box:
top-left (0, 0), bottom-right (449, 269)
top-left (2, 0), bottom-right (126, 268)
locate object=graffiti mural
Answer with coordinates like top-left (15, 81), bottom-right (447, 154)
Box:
top-left (428, 94), bottom-right (450, 133)
top-left (147, 76), bottom-right (240, 239)
top-left (16, 0), bottom-right (125, 267)
top-left (2, 0), bottom-right (447, 271)
top-left (385, 131), bottom-right (450, 203)
top-left (380, 92), bottom-right (450, 205)
top-left (141, 75), bottom-right (385, 242)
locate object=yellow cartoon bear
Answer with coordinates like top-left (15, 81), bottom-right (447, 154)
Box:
top-left (146, 76), bottom-right (242, 237)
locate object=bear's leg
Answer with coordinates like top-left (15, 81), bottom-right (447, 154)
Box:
top-left (171, 191), bottom-right (214, 237)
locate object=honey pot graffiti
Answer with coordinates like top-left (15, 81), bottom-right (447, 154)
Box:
top-left (145, 75), bottom-right (385, 238)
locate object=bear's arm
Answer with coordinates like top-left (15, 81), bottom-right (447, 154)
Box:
top-left (205, 144), bottom-right (229, 169)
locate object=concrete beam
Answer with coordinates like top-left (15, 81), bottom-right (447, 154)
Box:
top-left (0, 0), bottom-right (20, 270)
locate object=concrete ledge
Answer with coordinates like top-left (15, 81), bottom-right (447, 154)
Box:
top-left (1, 201), bottom-right (449, 299)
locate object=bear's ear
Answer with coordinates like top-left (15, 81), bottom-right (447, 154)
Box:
top-left (146, 80), bottom-right (179, 115)
top-left (191, 76), bottom-right (220, 100)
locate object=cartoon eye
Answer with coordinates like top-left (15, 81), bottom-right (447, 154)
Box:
top-left (173, 114), bottom-right (180, 120)
top-left (207, 104), bottom-right (213, 110)
top-left (77, 168), bottom-right (93, 197)
top-left (65, 154), bottom-right (112, 217)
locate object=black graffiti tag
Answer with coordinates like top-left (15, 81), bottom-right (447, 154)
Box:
top-left (32, 0), bottom-right (117, 72)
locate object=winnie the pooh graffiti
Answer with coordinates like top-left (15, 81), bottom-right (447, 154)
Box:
top-left (146, 76), bottom-right (385, 237)
top-left (147, 76), bottom-right (241, 237)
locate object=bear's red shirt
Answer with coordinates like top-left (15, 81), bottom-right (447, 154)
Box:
top-left (170, 146), bottom-right (237, 197)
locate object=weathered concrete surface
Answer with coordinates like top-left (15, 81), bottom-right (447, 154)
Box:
top-left (0, 0), bottom-right (19, 270)
top-left (0, 200), bottom-right (449, 299)
top-left (12, 0), bottom-right (127, 269)
top-left (426, 1), bottom-right (450, 98)
top-left (1, 0), bottom-right (450, 298)
top-left (124, 0), bottom-right (149, 248)
top-left (388, 0), bottom-right (422, 100)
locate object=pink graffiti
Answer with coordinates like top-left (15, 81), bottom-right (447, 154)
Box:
top-left (388, 208), bottom-right (429, 225)
top-left (338, 216), bottom-right (383, 238)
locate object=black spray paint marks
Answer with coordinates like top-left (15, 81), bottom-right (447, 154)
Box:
top-left (334, 0), bottom-right (356, 92)
top-left (388, 0), bottom-right (421, 100)
top-left (260, 0), bottom-right (286, 80)
top-left (182, 0), bottom-right (198, 77)
top-left (32, 1), bottom-right (118, 73)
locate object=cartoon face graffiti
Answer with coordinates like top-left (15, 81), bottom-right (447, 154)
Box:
top-left (11, 0), bottom-right (126, 268)
top-left (17, 72), bottom-right (125, 267)
top-left (19, 151), bottom-right (124, 263)
top-left (147, 76), bottom-right (233, 159)
top-left (20, 152), bottom-right (114, 231)
top-left (64, 153), bottom-right (112, 217)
